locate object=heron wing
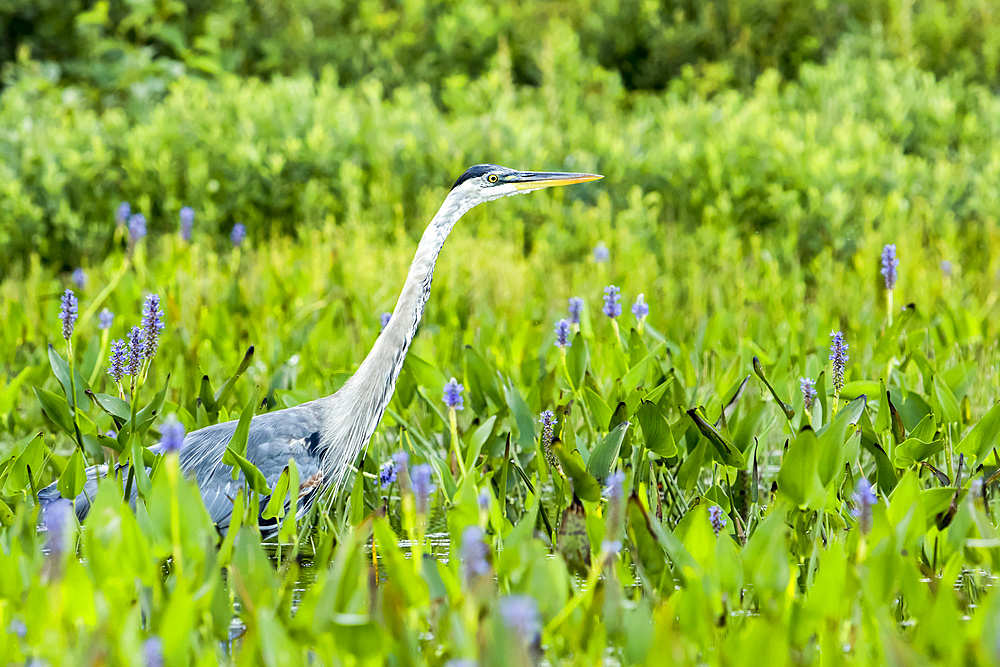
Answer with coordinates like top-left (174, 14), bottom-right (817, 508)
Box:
top-left (178, 402), bottom-right (326, 532)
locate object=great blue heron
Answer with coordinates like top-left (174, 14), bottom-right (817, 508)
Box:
top-left (40, 165), bottom-right (602, 535)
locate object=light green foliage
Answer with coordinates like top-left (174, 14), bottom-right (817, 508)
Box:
top-left (1, 2), bottom-right (1000, 664)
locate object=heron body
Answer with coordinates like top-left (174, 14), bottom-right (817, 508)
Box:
top-left (40, 164), bottom-right (602, 534)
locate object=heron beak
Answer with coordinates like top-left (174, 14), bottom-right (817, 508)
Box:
top-left (513, 171), bottom-right (604, 191)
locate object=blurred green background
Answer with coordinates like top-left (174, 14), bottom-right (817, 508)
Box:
top-left (2, 0), bottom-right (999, 274)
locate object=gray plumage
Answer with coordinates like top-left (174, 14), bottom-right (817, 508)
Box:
top-left (39, 165), bottom-right (602, 535)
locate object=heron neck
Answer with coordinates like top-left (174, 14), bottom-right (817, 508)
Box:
top-left (321, 191), bottom-right (473, 485)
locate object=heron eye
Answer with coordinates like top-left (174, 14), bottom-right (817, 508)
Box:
top-left (487, 174), bottom-right (499, 183)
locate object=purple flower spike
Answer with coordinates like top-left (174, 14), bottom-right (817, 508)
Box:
top-left (499, 595), bottom-right (541, 646)
top-left (631, 293), bottom-right (649, 321)
top-left (554, 319), bottom-right (571, 348)
top-left (125, 326), bottom-right (144, 377)
top-left (108, 339), bottom-right (127, 383)
top-left (567, 297), bottom-right (584, 324)
top-left (179, 207), bottom-right (194, 241)
top-left (98, 308), bottom-right (114, 330)
top-left (443, 377), bottom-right (464, 411)
top-left (461, 525), bottom-right (491, 580)
top-left (116, 202), bottom-right (131, 227)
top-left (593, 241), bottom-right (609, 263)
top-left (605, 470), bottom-right (625, 499)
top-left (709, 505), bottom-right (727, 536)
top-left (829, 331), bottom-right (849, 392)
top-left (411, 463), bottom-right (436, 513)
top-left (160, 416), bottom-right (186, 453)
top-left (379, 312), bottom-right (392, 331)
top-left (58, 289), bottom-right (78, 340)
top-left (141, 294), bottom-right (166, 360)
top-left (230, 222), bottom-right (246, 247)
top-left (71, 268), bottom-right (87, 290)
top-left (851, 477), bottom-right (877, 534)
top-left (800, 377), bottom-right (816, 412)
top-left (602, 285), bottom-right (622, 319)
top-left (143, 636), bottom-right (164, 667)
top-left (128, 213), bottom-right (147, 241)
top-left (379, 461), bottom-right (397, 489)
top-left (880, 244), bottom-right (899, 290)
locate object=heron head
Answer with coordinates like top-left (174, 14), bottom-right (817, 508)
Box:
top-left (450, 163), bottom-right (603, 204)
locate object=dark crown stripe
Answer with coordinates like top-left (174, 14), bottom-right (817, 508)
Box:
top-left (451, 164), bottom-right (501, 190)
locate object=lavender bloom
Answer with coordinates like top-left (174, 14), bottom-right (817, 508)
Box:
top-left (141, 294), bottom-right (165, 360)
top-left (851, 477), bottom-right (877, 534)
top-left (709, 505), bottom-right (727, 536)
top-left (379, 312), bottom-right (392, 331)
top-left (379, 461), bottom-right (397, 489)
top-left (631, 293), bottom-right (649, 322)
top-left (8, 619), bottom-right (26, 639)
top-left (159, 416), bottom-right (186, 453)
top-left (143, 636), bottom-right (164, 667)
top-left (829, 331), bottom-right (849, 392)
top-left (940, 260), bottom-right (953, 277)
top-left (540, 410), bottom-right (558, 468)
top-left (554, 319), bottom-right (571, 348)
top-left (461, 525), bottom-right (491, 580)
top-left (443, 377), bottom-right (464, 411)
top-left (98, 308), bottom-right (114, 330)
top-left (115, 202), bottom-right (131, 227)
top-left (392, 451), bottom-right (409, 473)
top-left (125, 326), bottom-right (144, 376)
top-left (128, 213), bottom-right (147, 241)
top-left (411, 463), bottom-right (436, 513)
top-left (230, 222), bottom-right (246, 247)
top-left (604, 470), bottom-right (625, 500)
top-left (601, 539), bottom-right (623, 554)
top-left (593, 241), bottom-right (610, 263)
top-left (179, 207), bottom-right (194, 241)
top-left (58, 289), bottom-right (78, 340)
top-left (602, 285), bottom-right (622, 319)
top-left (478, 489), bottom-right (491, 511)
top-left (108, 339), bottom-right (127, 383)
top-left (800, 377), bottom-right (816, 412)
top-left (499, 595), bottom-right (541, 646)
top-left (567, 297), bottom-right (584, 324)
top-left (880, 244), bottom-right (899, 290)
top-left (71, 268), bottom-right (87, 290)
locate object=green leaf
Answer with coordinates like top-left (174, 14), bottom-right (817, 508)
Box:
top-left (214, 346), bottom-right (255, 407)
top-left (893, 438), bottom-right (946, 468)
top-left (931, 377), bottom-right (962, 425)
top-left (503, 382), bottom-right (535, 453)
top-left (34, 386), bottom-right (75, 436)
top-left (956, 401), bottom-right (1000, 466)
top-left (464, 345), bottom-right (501, 409)
top-left (348, 463), bottom-right (365, 526)
top-left (622, 343), bottom-right (664, 390)
top-left (86, 391), bottom-right (131, 422)
top-left (565, 333), bottom-right (588, 391)
top-left (752, 356), bottom-right (794, 420)
top-left (130, 437), bottom-right (152, 497)
top-left (586, 421), bottom-right (630, 483)
top-left (552, 440), bottom-right (601, 502)
top-left (262, 465), bottom-right (291, 520)
top-left (3, 432), bottom-right (44, 495)
top-left (48, 344), bottom-right (88, 406)
top-left (464, 415), bottom-right (497, 471)
top-left (583, 387), bottom-right (612, 433)
top-left (634, 401), bottom-right (677, 458)
top-left (816, 395), bottom-right (866, 486)
top-left (278, 459), bottom-right (300, 544)
top-left (777, 428), bottom-right (826, 509)
top-left (223, 391), bottom-right (260, 478)
top-left (687, 407), bottom-right (745, 468)
top-left (199, 375), bottom-right (217, 414)
top-left (224, 447), bottom-right (272, 496)
top-left (57, 449), bottom-right (86, 499)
